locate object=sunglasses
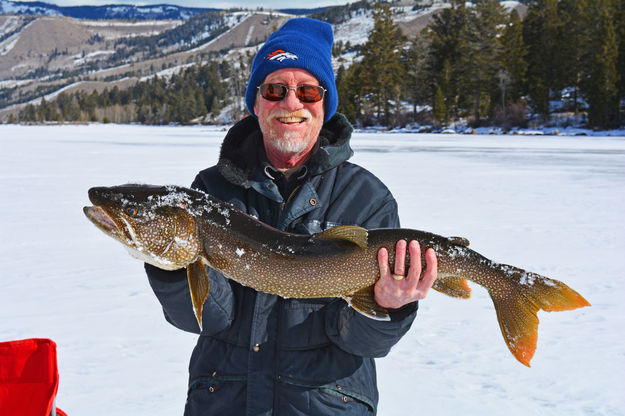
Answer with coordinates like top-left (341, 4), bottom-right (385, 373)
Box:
top-left (257, 83), bottom-right (326, 103)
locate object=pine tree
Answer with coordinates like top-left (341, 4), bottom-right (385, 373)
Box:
top-left (460, 0), bottom-right (507, 124)
top-left (433, 84), bottom-right (447, 123)
top-left (582, 0), bottom-right (620, 127)
top-left (439, 59), bottom-right (456, 121)
top-left (615, 0), bottom-right (625, 122)
top-left (403, 34), bottom-right (433, 120)
top-left (21, 104), bottom-right (37, 122)
top-left (558, 0), bottom-right (590, 114)
top-left (500, 10), bottom-right (528, 104)
top-left (523, 0), bottom-right (562, 117)
top-left (425, 0), bottom-right (469, 122)
top-left (337, 62), bottom-right (363, 124)
top-left (358, 3), bottom-right (406, 127)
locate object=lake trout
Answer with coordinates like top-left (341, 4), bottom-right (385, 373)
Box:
top-left (83, 184), bottom-right (590, 366)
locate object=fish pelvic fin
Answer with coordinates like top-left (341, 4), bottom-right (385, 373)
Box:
top-left (491, 268), bottom-right (590, 367)
top-left (433, 277), bottom-right (472, 299)
top-left (316, 225), bottom-right (368, 250)
top-left (344, 286), bottom-right (390, 321)
top-left (187, 258), bottom-right (210, 331)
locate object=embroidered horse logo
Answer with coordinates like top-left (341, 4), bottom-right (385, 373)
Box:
top-left (266, 49), bottom-right (299, 62)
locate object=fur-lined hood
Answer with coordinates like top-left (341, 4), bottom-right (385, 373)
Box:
top-left (216, 113), bottom-right (354, 188)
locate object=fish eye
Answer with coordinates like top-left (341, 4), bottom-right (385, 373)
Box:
top-left (126, 207), bottom-right (138, 217)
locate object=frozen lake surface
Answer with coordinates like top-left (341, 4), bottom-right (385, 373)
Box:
top-left (1, 124), bottom-right (624, 415)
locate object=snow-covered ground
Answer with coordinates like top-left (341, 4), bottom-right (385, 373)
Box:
top-left (1, 124), bottom-right (623, 415)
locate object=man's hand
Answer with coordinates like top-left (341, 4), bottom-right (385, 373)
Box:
top-left (374, 240), bottom-right (438, 309)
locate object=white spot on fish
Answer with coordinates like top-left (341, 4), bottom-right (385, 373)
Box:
top-left (236, 248), bottom-right (245, 257)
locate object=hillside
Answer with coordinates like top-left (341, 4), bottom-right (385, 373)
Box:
top-left (0, 1), bottom-right (527, 122)
top-left (0, 0), bottom-right (214, 20)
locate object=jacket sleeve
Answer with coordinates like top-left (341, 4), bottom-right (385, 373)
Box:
top-left (325, 193), bottom-right (418, 358)
top-left (144, 175), bottom-right (235, 335)
top-left (145, 264), bottom-right (234, 334)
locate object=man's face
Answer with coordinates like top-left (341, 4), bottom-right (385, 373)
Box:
top-left (254, 68), bottom-right (325, 168)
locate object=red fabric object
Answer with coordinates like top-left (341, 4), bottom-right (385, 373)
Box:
top-left (0, 338), bottom-right (65, 416)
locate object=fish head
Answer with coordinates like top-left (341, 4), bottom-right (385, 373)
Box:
top-left (83, 184), bottom-right (202, 270)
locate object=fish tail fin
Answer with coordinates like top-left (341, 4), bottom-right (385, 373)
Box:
top-left (491, 268), bottom-right (590, 367)
top-left (344, 286), bottom-right (390, 321)
top-left (520, 271), bottom-right (591, 312)
top-left (187, 258), bottom-right (210, 331)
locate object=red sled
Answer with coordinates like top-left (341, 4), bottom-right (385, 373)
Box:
top-left (0, 338), bottom-right (67, 416)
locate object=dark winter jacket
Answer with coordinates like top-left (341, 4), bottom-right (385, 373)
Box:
top-left (145, 114), bottom-right (418, 416)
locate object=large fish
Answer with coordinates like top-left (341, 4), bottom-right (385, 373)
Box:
top-left (83, 184), bottom-right (589, 366)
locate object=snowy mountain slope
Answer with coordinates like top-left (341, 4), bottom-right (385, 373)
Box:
top-left (0, 1), bottom-right (525, 122)
top-left (0, 0), bottom-right (213, 20)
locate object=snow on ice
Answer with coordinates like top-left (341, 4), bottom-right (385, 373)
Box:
top-left (0, 124), bottom-right (623, 415)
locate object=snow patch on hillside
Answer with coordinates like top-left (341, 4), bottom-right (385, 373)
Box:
top-left (76, 20), bottom-right (181, 28)
top-left (0, 15), bottom-right (19, 34)
top-left (0, 34), bottom-right (17, 56)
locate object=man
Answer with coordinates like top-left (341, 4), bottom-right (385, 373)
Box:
top-left (145, 17), bottom-right (437, 415)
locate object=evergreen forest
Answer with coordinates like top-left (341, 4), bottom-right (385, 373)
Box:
top-left (15, 0), bottom-right (625, 130)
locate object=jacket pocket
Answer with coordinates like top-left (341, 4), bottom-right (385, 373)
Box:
top-left (186, 374), bottom-right (247, 415)
top-left (278, 298), bottom-right (334, 350)
top-left (276, 375), bottom-right (375, 415)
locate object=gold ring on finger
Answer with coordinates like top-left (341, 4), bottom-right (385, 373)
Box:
top-left (392, 274), bottom-right (405, 281)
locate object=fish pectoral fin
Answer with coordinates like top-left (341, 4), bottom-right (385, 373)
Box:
top-left (187, 258), bottom-right (210, 331)
top-left (344, 286), bottom-right (389, 321)
top-left (316, 225), bottom-right (368, 250)
top-left (447, 236), bottom-right (470, 247)
top-left (433, 277), bottom-right (472, 299)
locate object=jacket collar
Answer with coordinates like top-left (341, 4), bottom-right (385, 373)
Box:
top-left (217, 113), bottom-right (354, 188)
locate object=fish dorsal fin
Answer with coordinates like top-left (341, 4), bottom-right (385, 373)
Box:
top-left (316, 225), bottom-right (368, 250)
top-left (448, 236), bottom-right (470, 247)
top-left (343, 286), bottom-right (389, 321)
top-left (433, 277), bottom-right (472, 299)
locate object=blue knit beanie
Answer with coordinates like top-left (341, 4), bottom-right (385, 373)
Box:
top-left (245, 17), bottom-right (337, 123)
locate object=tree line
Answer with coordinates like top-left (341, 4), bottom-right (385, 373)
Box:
top-left (15, 0), bottom-right (625, 129)
top-left (338, 0), bottom-right (623, 129)
top-left (18, 60), bottom-right (243, 124)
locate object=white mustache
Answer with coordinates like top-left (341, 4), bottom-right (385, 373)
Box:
top-left (271, 110), bottom-right (311, 120)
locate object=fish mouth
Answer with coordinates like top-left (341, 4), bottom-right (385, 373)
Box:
top-left (83, 205), bottom-right (123, 238)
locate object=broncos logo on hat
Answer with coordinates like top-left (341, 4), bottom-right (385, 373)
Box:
top-left (266, 50), bottom-right (299, 62)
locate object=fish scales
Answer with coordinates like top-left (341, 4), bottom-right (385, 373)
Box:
top-left (199, 220), bottom-right (377, 298)
top-left (84, 184), bottom-right (590, 366)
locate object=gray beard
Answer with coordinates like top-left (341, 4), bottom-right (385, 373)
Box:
top-left (266, 129), bottom-right (311, 154)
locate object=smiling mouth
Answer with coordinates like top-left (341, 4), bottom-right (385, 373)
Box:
top-left (277, 116), bottom-right (307, 124)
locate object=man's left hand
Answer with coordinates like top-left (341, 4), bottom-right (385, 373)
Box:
top-left (374, 239), bottom-right (438, 309)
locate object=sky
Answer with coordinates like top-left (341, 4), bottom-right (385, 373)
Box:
top-left (14, 0), bottom-right (346, 10)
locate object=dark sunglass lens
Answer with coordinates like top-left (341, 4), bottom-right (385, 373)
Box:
top-left (260, 84), bottom-right (286, 101)
top-left (297, 85), bottom-right (323, 102)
